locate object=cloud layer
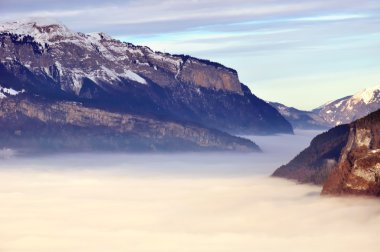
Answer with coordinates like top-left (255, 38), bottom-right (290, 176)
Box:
top-left (0, 158), bottom-right (379, 251)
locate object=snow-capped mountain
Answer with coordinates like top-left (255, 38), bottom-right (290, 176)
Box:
top-left (314, 85), bottom-right (380, 126)
top-left (0, 18), bottom-right (292, 136)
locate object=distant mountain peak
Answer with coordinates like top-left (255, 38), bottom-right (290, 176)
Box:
top-left (315, 84), bottom-right (380, 126)
top-left (351, 84), bottom-right (380, 104)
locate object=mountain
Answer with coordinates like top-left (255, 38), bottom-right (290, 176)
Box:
top-left (314, 85), bottom-right (380, 126)
top-left (272, 124), bottom-right (349, 184)
top-left (269, 84), bottom-right (380, 130)
top-left (273, 109), bottom-right (380, 196)
top-left (269, 102), bottom-right (329, 130)
top-left (322, 110), bottom-right (380, 196)
top-left (0, 19), bottom-right (292, 136)
top-left (0, 94), bottom-right (260, 154)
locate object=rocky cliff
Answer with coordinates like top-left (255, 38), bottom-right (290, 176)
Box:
top-left (322, 110), bottom-right (380, 196)
top-left (0, 96), bottom-right (260, 154)
top-left (273, 109), bottom-right (380, 197)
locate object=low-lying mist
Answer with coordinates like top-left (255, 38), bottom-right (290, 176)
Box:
top-left (0, 130), bottom-right (379, 252)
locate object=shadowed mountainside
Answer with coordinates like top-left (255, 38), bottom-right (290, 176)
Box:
top-left (0, 96), bottom-right (260, 154)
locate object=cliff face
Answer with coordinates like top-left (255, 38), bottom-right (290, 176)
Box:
top-left (322, 111), bottom-right (380, 196)
top-left (0, 96), bottom-right (260, 154)
top-left (0, 19), bottom-right (292, 135)
top-left (273, 109), bottom-right (380, 197)
top-left (0, 27), bottom-right (242, 94)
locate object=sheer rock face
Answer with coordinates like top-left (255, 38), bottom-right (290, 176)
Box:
top-left (322, 111), bottom-right (380, 196)
top-left (0, 19), bottom-right (292, 135)
top-left (0, 97), bottom-right (260, 153)
top-left (273, 109), bottom-right (380, 197)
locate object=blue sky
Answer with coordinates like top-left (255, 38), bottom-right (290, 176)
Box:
top-left (1, 0), bottom-right (379, 109)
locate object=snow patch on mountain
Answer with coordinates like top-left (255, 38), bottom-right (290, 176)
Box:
top-left (0, 19), bottom-right (149, 90)
top-left (87, 66), bottom-right (147, 85)
top-left (124, 70), bottom-right (147, 84)
top-left (0, 18), bottom-right (75, 45)
top-left (0, 85), bottom-right (24, 99)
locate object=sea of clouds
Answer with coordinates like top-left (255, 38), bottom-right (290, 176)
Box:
top-left (0, 130), bottom-right (379, 252)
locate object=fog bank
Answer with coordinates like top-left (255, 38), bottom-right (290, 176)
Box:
top-left (0, 130), bottom-right (379, 252)
top-left (0, 169), bottom-right (379, 252)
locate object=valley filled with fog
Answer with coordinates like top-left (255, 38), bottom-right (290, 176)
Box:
top-left (0, 130), bottom-right (379, 252)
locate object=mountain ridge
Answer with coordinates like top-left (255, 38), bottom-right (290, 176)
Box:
top-left (269, 84), bottom-right (380, 130)
top-left (314, 85), bottom-right (380, 126)
top-left (0, 19), bottom-right (293, 136)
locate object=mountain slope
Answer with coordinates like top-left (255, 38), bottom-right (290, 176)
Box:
top-left (269, 102), bottom-right (329, 130)
top-left (322, 110), bottom-right (380, 196)
top-left (273, 109), bottom-right (380, 196)
top-left (314, 85), bottom-right (380, 126)
top-left (0, 19), bottom-right (292, 135)
top-left (272, 125), bottom-right (349, 184)
top-left (0, 95), bottom-right (260, 154)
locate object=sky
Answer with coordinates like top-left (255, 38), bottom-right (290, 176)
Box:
top-left (0, 0), bottom-right (379, 109)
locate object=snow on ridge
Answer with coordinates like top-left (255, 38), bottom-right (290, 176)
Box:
top-left (318, 84), bottom-right (380, 111)
top-left (148, 52), bottom-right (183, 68)
top-left (0, 18), bottom-right (77, 46)
top-left (351, 84), bottom-right (380, 104)
top-left (0, 19), bottom-right (184, 70)
top-left (315, 99), bottom-right (338, 110)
